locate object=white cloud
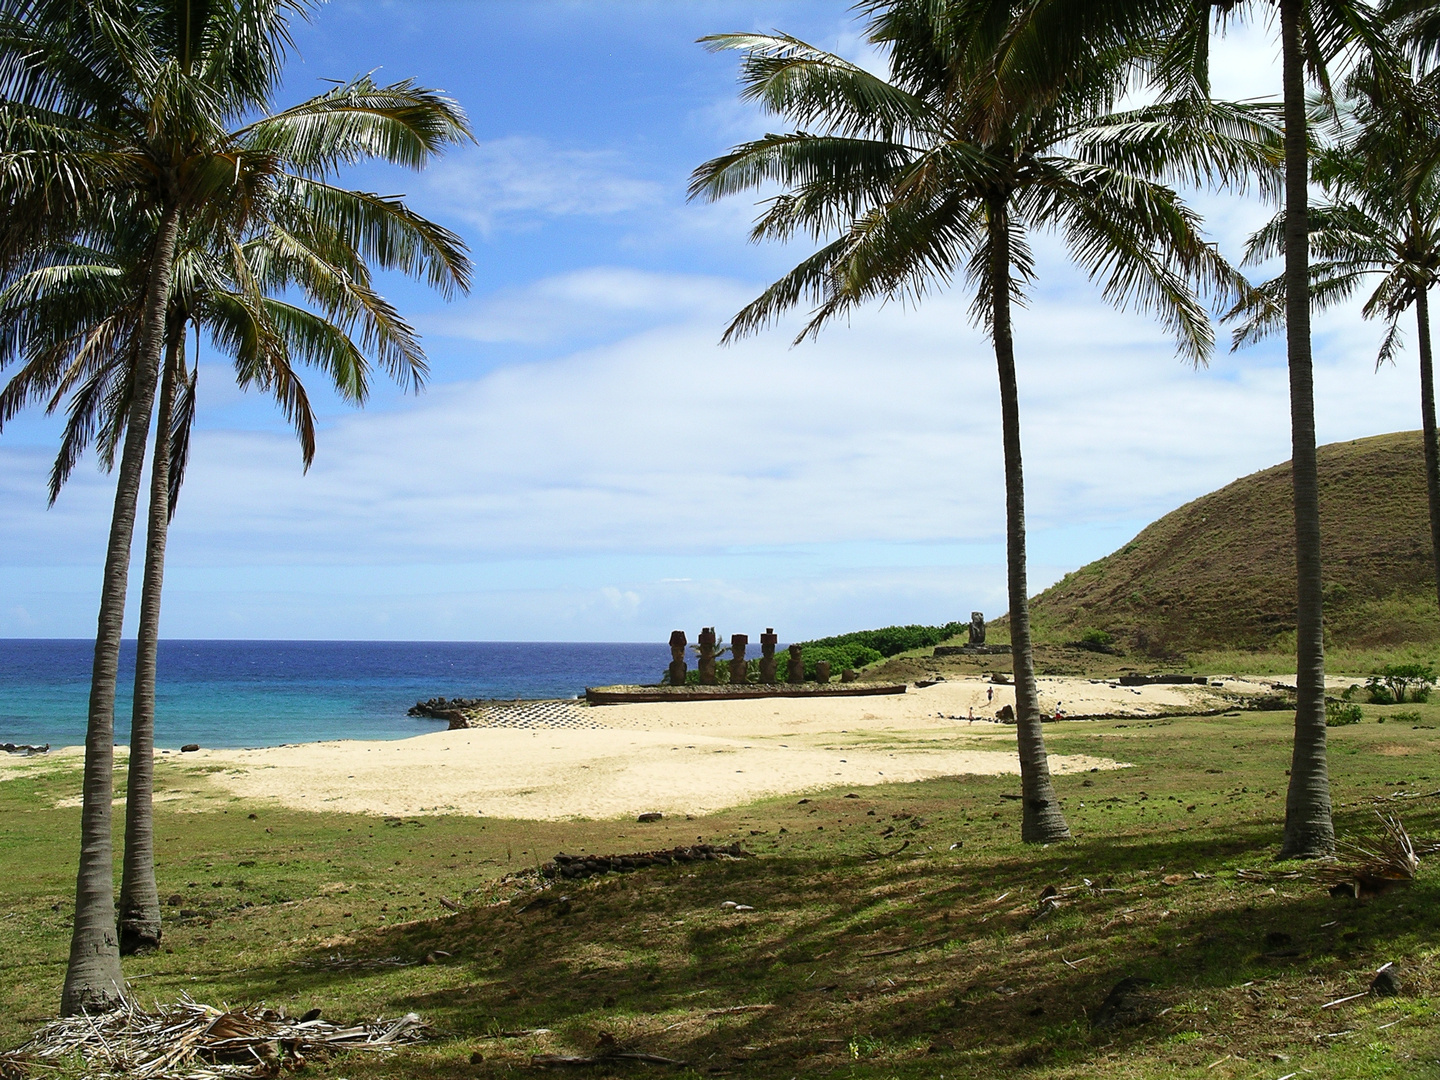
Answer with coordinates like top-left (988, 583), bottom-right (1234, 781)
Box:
top-left (424, 267), bottom-right (753, 345)
top-left (3, 18), bottom-right (1417, 642)
top-left (421, 136), bottom-right (664, 234)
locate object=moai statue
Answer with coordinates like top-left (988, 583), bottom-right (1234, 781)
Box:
top-left (698, 627), bottom-right (718, 685)
top-left (969, 611), bottom-right (986, 646)
top-left (814, 660), bottom-right (832, 684)
top-left (841, 668), bottom-right (858, 682)
top-left (787, 643), bottom-right (805, 684)
top-left (667, 630), bottom-right (687, 686)
top-left (759, 628), bottom-right (779, 683)
top-left (729, 633), bottom-right (749, 684)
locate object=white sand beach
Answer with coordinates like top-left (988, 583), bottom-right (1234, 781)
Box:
top-left (3, 673), bottom-right (1301, 821)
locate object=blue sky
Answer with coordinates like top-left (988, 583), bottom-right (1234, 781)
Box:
top-left (0, 2), bottom-right (1416, 641)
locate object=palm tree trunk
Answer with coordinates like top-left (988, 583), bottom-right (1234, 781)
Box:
top-left (1416, 289), bottom-right (1440, 614)
top-left (988, 196), bottom-right (1070, 845)
top-left (1277, 0), bottom-right (1334, 860)
top-left (61, 202), bottom-right (183, 1015)
top-left (117, 327), bottom-right (182, 955)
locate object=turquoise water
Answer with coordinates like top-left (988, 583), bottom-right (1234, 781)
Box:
top-left (0, 639), bottom-right (670, 749)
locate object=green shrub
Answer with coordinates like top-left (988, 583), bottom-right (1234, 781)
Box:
top-left (800, 622), bottom-right (969, 658)
top-left (1081, 628), bottom-right (1114, 647)
top-left (1367, 663), bottom-right (1436, 704)
top-left (1391, 710), bottom-right (1423, 724)
top-left (1325, 701), bottom-right (1362, 726)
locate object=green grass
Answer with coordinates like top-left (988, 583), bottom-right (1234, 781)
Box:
top-left (7, 708), bottom-right (1440, 1078)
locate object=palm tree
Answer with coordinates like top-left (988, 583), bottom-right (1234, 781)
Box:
top-left (123, 178), bottom-right (466, 951)
top-left (1024, 0), bottom-right (1384, 858)
top-left (1231, 60), bottom-right (1440, 617)
top-left (1, 88), bottom-right (471, 959)
top-left (1385, 0), bottom-right (1440, 68)
top-left (0, 1), bottom-right (469, 1011)
top-left (690, 0), bottom-right (1275, 843)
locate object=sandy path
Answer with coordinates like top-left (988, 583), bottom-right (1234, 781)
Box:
top-left (3, 675), bottom-right (1300, 821)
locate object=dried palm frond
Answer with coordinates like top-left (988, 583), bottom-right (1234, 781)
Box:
top-left (1316, 813), bottom-right (1420, 898)
top-left (0, 995), bottom-right (428, 1080)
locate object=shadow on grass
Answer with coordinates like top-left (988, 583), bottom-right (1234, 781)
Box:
top-left (215, 813), bottom-right (1440, 1077)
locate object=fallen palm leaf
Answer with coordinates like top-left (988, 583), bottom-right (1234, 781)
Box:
top-left (1, 996), bottom-right (428, 1079)
top-left (1316, 813), bottom-right (1419, 898)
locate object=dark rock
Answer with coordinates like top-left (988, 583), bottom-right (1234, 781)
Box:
top-left (1371, 966), bottom-right (1402, 996)
top-left (1092, 976), bottom-right (1158, 1029)
top-left (299, 1008), bottom-right (322, 1022)
top-left (1118, 674), bottom-right (1208, 686)
top-left (409, 696), bottom-right (484, 719)
top-left (637, 812), bottom-right (663, 822)
top-left (996, 704), bottom-right (1015, 722)
top-left (180, 744), bottom-right (200, 753)
top-left (540, 842), bottom-right (751, 881)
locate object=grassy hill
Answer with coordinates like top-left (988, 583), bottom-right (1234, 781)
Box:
top-left (1027, 430), bottom-right (1439, 658)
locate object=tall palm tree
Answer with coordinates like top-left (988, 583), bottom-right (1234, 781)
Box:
top-left (2, 90), bottom-right (470, 961)
top-left (1231, 60), bottom-right (1440, 616)
top-left (1015, 0), bottom-right (1384, 858)
top-left (690, 0), bottom-right (1275, 843)
top-left (0, 0), bottom-right (311, 1012)
top-left (116, 79), bottom-right (469, 954)
top-left (0, 1), bottom-right (469, 1011)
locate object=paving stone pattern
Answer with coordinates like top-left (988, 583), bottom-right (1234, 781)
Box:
top-left (462, 700), bottom-right (607, 730)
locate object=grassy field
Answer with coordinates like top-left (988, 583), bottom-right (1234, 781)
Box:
top-left (5, 702), bottom-right (1440, 1078)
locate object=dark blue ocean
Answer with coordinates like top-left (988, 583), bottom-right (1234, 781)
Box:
top-left (0, 640), bottom-right (670, 750)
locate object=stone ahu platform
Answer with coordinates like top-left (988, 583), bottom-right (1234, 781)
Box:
top-left (584, 683), bottom-right (908, 705)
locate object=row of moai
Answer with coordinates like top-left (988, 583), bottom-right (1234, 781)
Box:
top-left (667, 628), bottom-right (847, 685)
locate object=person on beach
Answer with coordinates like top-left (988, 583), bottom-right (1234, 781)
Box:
top-left (987, 687), bottom-right (993, 704)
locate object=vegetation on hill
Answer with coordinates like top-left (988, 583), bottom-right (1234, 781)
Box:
top-left (797, 622), bottom-right (970, 675)
top-left (1027, 431), bottom-right (1440, 657)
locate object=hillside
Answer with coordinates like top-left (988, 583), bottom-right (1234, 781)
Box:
top-left (1027, 430), bottom-right (1439, 656)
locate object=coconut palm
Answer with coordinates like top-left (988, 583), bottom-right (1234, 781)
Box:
top-left (0, 1), bottom-right (469, 1011)
top-left (1231, 61), bottom-right (1440, 617)
top-left (1027, 0), bottom-right (1385, 858)
top-left (690, 0), bottom-right (1275, 843)
top-left (2, 192), bottom-right (467, 957)
top-left (1385, 0), bottom-right (1440, 68)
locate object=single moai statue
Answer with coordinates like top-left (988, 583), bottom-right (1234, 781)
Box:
top-left (969, 611), bottom-right (986, 646)
top-left (786, 643), bottom-right (805, 684)
top-left (698, 626), bottom-right (718, 685)
top-left (759, 628), bottom-right (779, 683)
top-left (814, 660), bottom-right (832, 684)
top-left (667, 630), bottom-right (687, 686)
top-left (841, 668), bottom-right (857, 682)
top-left (729, 633), bottom-right (749, 684)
